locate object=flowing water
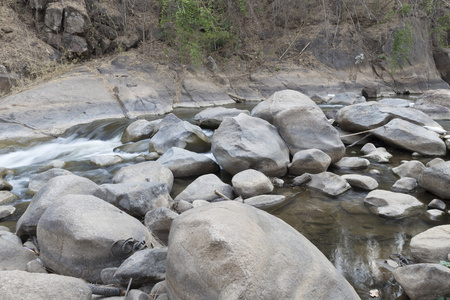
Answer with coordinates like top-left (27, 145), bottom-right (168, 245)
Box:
top-left (0, 101), bottom-right (448, 299)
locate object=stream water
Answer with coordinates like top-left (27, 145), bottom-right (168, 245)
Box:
top-left (0, 101), bottom-right (448, 299)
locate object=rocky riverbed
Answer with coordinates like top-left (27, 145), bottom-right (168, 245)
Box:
top-left (1, 86), bottom-right (450, 299)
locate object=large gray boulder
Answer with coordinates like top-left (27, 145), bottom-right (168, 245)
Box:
top-left (231, 169), bottom-right (273, 199)
top-left (364, 190), bottom-right (425, 219)
top-left (16, 175), bottom-right (101, 237)
top-left (194, 107), bottom-right (250, 128)
top-left (274, 106), bottom-right (345, 163)
top-left (149, 120), bottom-right (211, 154)
top-left (95, 182), bottom-right (172, 217)
top-left (306, 172), bottom-right (351, 196)
top-left (0, 238), bottom-right (37, 271)
top-left (414, 89), bottom-right (450, 119)
top-left (341, 174), bottom-right (378, 190)
top-left (144, 207), bottom-right (179, 245)
top-left (121, 119), bottom-right (159, 143)
top-left (392, 160), bottom-right (426, 180)
top-left (410, 225), bottom-right (450, 263)
top-left (288, 149), bottom-right (331, 175)
top-left (113, 161), bottom-right (174, 191)
top-left (0, 270), bottom-right (92, 299)
top-left (418, 162), bottom-right (450, 200)
top-left (37, 195), bottom-right (153, 283)
top-left (166, 201), bottom-right (359, 299)
top-left (393, 264), bottom-right (450, 300)
top-left (174, 174), bottom-right (233, 203)
top-left (157, 147), bottom-right (219, 177)
top-left (212, 113), bottom-right (290, 177)
top-left (372, 119), bottom-right (447, 156)
top-left (251, 89), bottom-right (316, 123)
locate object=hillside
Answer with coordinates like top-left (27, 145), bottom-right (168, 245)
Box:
top-left (1, 0), bottom-right (450, 97)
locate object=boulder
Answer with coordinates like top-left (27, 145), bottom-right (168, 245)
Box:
top-left (341, 174), bottom-right (378, 190)
top-left (112, 161), bottom-right (174, 191)
top-left (0, 270), bottom-right (92, 299)
top-left (125, 289), bottom-right (152, 300)
top-left (194, 107), bottom-right (250, 128)
top-left (90, 154), bottom-right (123, 167)
top-left (362, 84), bottom-right (379, 98)
top-left (95, 182), bottom-right (172, 217)
top-left (150, 281), bottom-right (167, 299)
top-left (361, 143), bottom-right (392, 163)
top-left (291, 173), bottom-right (312, 186)
top-left (149, 121), bottom-right (211, 154)
top-left (414, 89), bottom-right (450, 119)
top-left (157, 147), bottom-right (219, 177)
top-left (288, 149), bottom-right (331, 175)
top-left (327, 92), bottom-right (365, 105)
top-left (393, 264), bottom-right (450, 300)
top-left (38, 160), bottom-right (66, 172)
top-left (37, 195), bottom-right (153, 283)
top-left (44, 3), bottom-right (63, 32)
top-left (26, 168), bottom-right (73, 196)
top-left (410, 225), bottom-right (450, 263)
top-left (0, 238), bottom-right (37, 271)
top-left (333, 157), bottom-right (370, 169)
top-left (0, 231), bottom-right (21, 245)
top-left (364, 190), bottom-right (425, 219)
top-left (166, 201), bottom-right (359, 299)
top-left (305, 172), bottom-right (351, 196)
top-left (392, 160), bottom-right (426, 180)
top-left (231, 169), bottom-right (273, 199)
top-left (121, 119), bottom-right (159, 143)
top-left (372, 119), bottom-right (446, 156)
top-left (0, 205), bottom-right (15, 220)
top-left (114, 248), bottom-right (167, 286)
top-left (0, 191), bottom-right (19, 205)
top-left (114, 139), bottom-right (150, 153)
top-left (16, 175), bottom-right (101, 237)
top-left (173, 200), bottom-right (193, 214)
top-left (418, 162), bottom-right (450, 200)
top-left (427, 199), bottom-right (446, 211)
top-left (144, 207), bottom-right (179, 245)
top-left (336, 102), bottom-right (391, 132)
top-left (274, 106), bottom-right (345, 163)
top-left (391, 177), bottom-right (418, 193)
top-left (63, 3), bottom-right (90, 35)
top-left (0, 178), bottom-right (12, 191)
top-left (243, 194), bottom-right (286, 209)
top-left (251, 89), bottom-right (316, 123)
top-left (212, 113), bottom-right (290, 177)
top-left (174, 174), bottom-right (233, 203)
top-left (378, 98), bottom-right (413, 107)
top-left (426, 158), bottom-right (446, 167)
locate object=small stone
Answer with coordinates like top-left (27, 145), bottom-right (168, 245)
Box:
top-left (391, 177), bottom-right (418, 193)
top-left (146, 152), bottom-right (160, 160)
top-left (26, 259), bottom-right (47, 274)
top-left (0, 179), bottom-right (12, 191)
top-left (341, 174), bottom-right (378, 190)
top-left (150, 281), bottom-right (167, 299)
top-left (334, 157), bottom-right (370, 169)
top-left (90, 154), bottom-right (123, 167)
top-left (0, 191), bottom-right (18, 205)
top-left (426, 158), bottom-right (445, 167)
top-left (369, 169), bottom-right (381, 175)
top-left (173, 200), bottom-right (193, 214)
top-left (291, 173), bottom-right (312, 186)
top-left (38, 160), bottom-right (66, 172)
top-left (125, 289), bottom-right (150, 300)
top-left (424, 209), bottom-right (448, 222)
top-left (428, 199), bottom-right (446, 211)
top-left (0, 206), bottom-right (15, 219)
top-left (270, 177), bottom-right (284, 188)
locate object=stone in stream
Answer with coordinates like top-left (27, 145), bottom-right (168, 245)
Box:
top-left (37, 195), bottom-right (153, 283)
top-left (423, 209), bottom-right (448, 222)
top-left (0, 178), bottom-right (12, 191)
top-left (378, 98), bottom-right (413, 107)
top-left (410, 225), bottom-right (450, 263)
top-left (414, 89), bottom-right (450, 120)
top-left (0, 238), bottom-right (37, 271)
top-left (174, 174), bottom-right (233, 203)
top-left (113, 161), bottom-right (174, 192)
top-left (121, 119), bottom-right (160, 143)
top-left (144, 207), bottom-right (179, 245)
top-left (243, 194), bottom-right (286, 209)
top-left (327, 92), bottom-right (365, 105)
top-left (212, 113), bottom-right (290, 177)
top-left (26, 168), bottom-right (73, 196)
top-left (364, 190), bottom-right (425, 219)
top-left (16, 174), bottom-right (102, 237)
top-left (426, 157), bottom-right (446, 167)
top-left (273, 106), bottom-right (345, 163)
top-left (251, 89), bottom-right (317, 124)
top-left (149, 118), bottom-right (211, 154)
top-left (90, 154), bottom-right (124, 167)
top-left (392, 160), bottom-right (426, 180)
top-left (341, 174), bottom-right (378, 190)
top-left (114, 139), bottom-right (150, 153)
top-left (391, 177), bottom-right (418, 193)
top-left (372, 119), bottom-right (447, 156)
top-left (157, 147), bottom-right (219, 177)
top-left (360, 143), bottom-right (392, 163)
top-left (194, 107), bottom-right (250, 128)
top-left (231, 169), bottom-right (274, 199)
top-left (393, 264), bottom-right (450, 300)
top-left (38, 160), bottom-right (66, 172)
top-left (0, 270), bottom-right (92, 299)
top-left (165, 201), bottom-right (360, 299)
top-left (95, 182), bottom-right (172, 217)
top-left (291, 173), bottom-right (312, 186)
top-left (333, 157), bottom-right (370, 169)
top-left (0, 205), bottom-right (15, 220)
top-left (288, 149), bottom-right (331, 175)
top-left (114, 248), bottom-right (167, 287)
top-left (173, 200), bottom-right (193, 214)
top-left (0, 230), bottom-right (22, 245)
top-left (305, 172), bottom-right (351, 197)
top-left (427, 199), bottom-right (446, 211)
top-left (418, 161), bottom-right (450, 200)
